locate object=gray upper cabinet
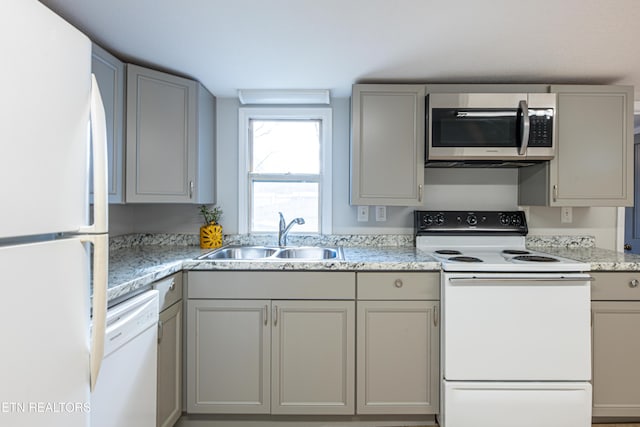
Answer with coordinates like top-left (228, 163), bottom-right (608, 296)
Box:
top-left (350, 84), bottom-right (425, 206)
top-left (519, 85), bottom-right (634, 207)
top-left (91, 43), bottom-right (125, 204)
top-left (126, 64), bottom-right (215, 203)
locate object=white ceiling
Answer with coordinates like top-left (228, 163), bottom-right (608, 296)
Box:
top-left (39, 0), bottom-right (640, 100)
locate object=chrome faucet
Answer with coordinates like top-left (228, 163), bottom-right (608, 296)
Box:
top-left (278, 212), bottom-right (305, 246)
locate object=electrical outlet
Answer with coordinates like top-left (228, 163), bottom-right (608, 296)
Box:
top-left (357, 206), bottom-right (369, 222)
top-left (561, 207), bottom-right (573, 223)
top-left (375, 206), bottom-right (387, 222)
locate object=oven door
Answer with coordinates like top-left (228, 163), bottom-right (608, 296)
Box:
top-left (442, 272), bottom-right (591, 381)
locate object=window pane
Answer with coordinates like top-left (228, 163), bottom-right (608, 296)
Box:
top-left (251, 181), bottom-right (319, 233)
top-left (251, 120), bottom-right (320, 174)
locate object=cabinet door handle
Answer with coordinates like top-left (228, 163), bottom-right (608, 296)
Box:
top-left (157, 320), bottom-right (164, 343)
top-left (418, 184), bottom-right (423, 203)
top-left (263, 305), bottom-right (268, 326)
top-left (189, 181), bottom-right (194, 199)
top-left (630, 279), bottom-right (639, 288)
top-left (394, 279), bottom-right (403, 288)
top-left (433, 305), bottom-right (439, 327)
top-left (553, 185), bottom-right (558, 202)
top-left (273, 305), bottom-right (278, 326)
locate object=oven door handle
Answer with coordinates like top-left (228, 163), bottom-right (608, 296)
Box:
top-left (448, 276), bottom-right (593, 284)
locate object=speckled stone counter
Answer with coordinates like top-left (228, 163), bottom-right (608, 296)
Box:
top-left (106, 241), bottom-right (440, 305)
top-left (107, 245), bottom-right (205, 304)
top-left (106, 233), bottom-right (640, 305)
top-left (528, 246), bottom-right (640, 271)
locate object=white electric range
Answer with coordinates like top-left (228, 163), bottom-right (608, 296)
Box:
top-left (415, 210), bottom-right (592, 427)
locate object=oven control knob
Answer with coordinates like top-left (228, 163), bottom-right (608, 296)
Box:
top-left (422, 215), bottom-right (433, 225)
top-left (511, 215), bottom-right (521, 226)
top-left (466, 214), bottom-right (477, 226)
top-left (499, 214), bottom-right (510, 225)
top-left (435, 214), bottom-right (445, 225)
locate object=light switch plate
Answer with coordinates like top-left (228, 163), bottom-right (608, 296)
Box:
top-left (561, 207), bottom-right (573, 223)
top-left (357, 206), bottom-right (369, 222)
top-left (375, 206), bottom-right (387, 222)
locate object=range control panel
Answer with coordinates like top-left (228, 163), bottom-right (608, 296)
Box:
top-left (414, 210), bottom-right (528, 235)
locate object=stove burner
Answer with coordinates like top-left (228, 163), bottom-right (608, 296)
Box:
top-left (435, 250), bottom-right (462, 255)
top-left (512, 255), bottom-right (559, 263)
top-left (449, 256), bottom-right (483, 263)
top-left (502, 249), bottom-right (531, 255)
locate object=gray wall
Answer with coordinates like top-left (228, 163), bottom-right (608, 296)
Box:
top-left (109, 97), bottom-right (620, 250)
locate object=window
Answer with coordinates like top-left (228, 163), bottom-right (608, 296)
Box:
top-left (239, 108), bottom-right (332, 234)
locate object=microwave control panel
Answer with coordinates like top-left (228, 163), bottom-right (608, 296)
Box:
top-left (528, 109), bottom-right (554, 147)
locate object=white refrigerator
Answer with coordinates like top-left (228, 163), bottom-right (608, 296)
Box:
top-left (0, 0), bottom-right (109, 426)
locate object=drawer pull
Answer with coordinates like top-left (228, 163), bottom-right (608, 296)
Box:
top-left (169, 279), bottom-right (176, 291)
top-left (394, 279), bottom-right (403, 288)
top-left (630, 279), bottom-right (639, 288)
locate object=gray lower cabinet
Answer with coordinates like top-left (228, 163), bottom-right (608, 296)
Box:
top-left (591, 272), bottom-right (640, 418)
top-left (356, 272), bottom-right (440, 415)
top-left (154, 273), bottom-right (183, 427)
top-left (91, 43), bottom-right (125, 204)
top-left (519, 85), bottom-right (634, 207)
top-left (350, 84), bottom-right (425, 206)
top-left (187, 299), bottom-right (271, 414)
top-left (126, 64), bottom-right (215, 203)
top-left (186, 272), bottom-right (356, 415)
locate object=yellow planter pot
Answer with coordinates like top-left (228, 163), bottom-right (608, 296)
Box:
top-left (200, 223), bottom-right (223, 249)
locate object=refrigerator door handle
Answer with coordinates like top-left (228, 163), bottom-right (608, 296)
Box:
top-left (83, 233), bottom-right (108, 391)
top-left (79, 74), bottom-right (108, 235)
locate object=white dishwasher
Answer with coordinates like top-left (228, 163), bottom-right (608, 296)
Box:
top-left (91, 290), bottom-right (159, 427)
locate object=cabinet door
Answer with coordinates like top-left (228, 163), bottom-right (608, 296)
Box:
top-left (271, 300), bottom-right (355, 415)
top-left (550, 85), bottom-right (633, 206)
top-left (126, 64), bottom-right (197, 203)
top-left (157, 301), bottom-right (182, 427)
top-left (592, 301), bottom-right (640, 417)
top-left (357, 300), bottom-right (439, 414)
top-left (91, 43), bottom-right (125, 203)
top-left (186, 300), bottom-right (270, 414)
top-left (350, 84), bottom-right (425, 206)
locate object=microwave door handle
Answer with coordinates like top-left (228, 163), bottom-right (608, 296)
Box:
top-left (518, 100), bottom-right (530, 156)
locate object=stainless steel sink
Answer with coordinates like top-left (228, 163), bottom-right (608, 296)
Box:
top-left (197, 245), bottom-right (344, 261)
top-left (198, 246), bottom-right (278, 260)
top-left (274, 247), bottom-right (343, 260)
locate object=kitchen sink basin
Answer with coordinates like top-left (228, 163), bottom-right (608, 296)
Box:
top-left (274, 247), bottom-right (342, 260)
top-left (197, 245), bottom-right (344, 261)
top-left (198, 246), bottom-right (278, 260)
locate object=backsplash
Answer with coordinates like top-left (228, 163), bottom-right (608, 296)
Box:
top-left (526, 235), bottom-right (595, 248)
top-left (109, 233), bottom-right (595, 251)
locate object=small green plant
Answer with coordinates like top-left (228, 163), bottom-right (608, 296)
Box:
top-left (199, 204), bottom-right (222, 225)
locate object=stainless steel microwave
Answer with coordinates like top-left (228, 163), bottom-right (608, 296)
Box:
top-left (427, 93), bottom-right (556, 165)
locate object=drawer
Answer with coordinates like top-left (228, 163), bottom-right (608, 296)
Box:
top-left (591, 272), bottom-right (640, 301)
top-left (153, 272), bottom-right (183, 311)
top-left (357, 272), bottom-right (439, 300)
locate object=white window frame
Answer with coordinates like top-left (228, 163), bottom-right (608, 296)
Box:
top-left (238, 107), bottom-right (332, 234)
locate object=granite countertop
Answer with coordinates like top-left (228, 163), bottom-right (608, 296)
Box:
top-left (105, 233), bottom-right (640, 305)
top-left (106, 243), bottom-right (440, 304)
top-left (528, 246), bottom-right (640, 271)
